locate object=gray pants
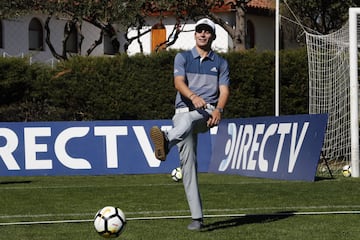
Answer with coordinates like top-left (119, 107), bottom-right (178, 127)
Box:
top-left (166, 109), bottom-right (211, 220)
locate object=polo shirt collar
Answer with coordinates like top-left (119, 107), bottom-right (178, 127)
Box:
top-left (191, 47), bottom-right (215, 61)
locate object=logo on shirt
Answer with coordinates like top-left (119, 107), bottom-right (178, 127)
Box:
top-left (211, 67), bottom-right (218, 73)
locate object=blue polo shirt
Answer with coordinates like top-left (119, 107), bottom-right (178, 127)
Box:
top-left (174, 47), bottom-right (230, 109)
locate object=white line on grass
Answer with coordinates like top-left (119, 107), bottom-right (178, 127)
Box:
top-left (0, 180), bottom-right (299, 190)
top-left (1, 205), bottom-right (360, 219)
top-left (1, 211), bottom-right (360, 226)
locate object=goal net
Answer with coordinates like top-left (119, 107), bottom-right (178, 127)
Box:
top-left (305, 8), bottom-right (360, 177)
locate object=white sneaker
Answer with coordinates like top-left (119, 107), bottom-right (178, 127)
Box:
top-left (187, 220), bottom-right (204, 231)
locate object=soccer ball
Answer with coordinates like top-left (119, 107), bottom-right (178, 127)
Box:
top-left (342, 165), bottom-right (352, 177)
top-left (171, 167), bottom-right (182, 182)
top-left (94, 206), bottom-right (126, 238)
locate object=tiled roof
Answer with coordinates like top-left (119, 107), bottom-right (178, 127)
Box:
top-left (223, 0), bottom-right (275, 11)
top-left (148, 0), bottom-right (275, 16)
top-left (247, 0), bottom-right (275, 10)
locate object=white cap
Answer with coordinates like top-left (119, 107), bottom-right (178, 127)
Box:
top-left (195, 18), bottom-right (216, 34)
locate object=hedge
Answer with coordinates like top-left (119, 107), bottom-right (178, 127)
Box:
top-left (0, 48), bottom-right (308, 122)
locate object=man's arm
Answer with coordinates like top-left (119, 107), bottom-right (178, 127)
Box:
top-left (216, 85), bottom-right (230, 111)
top-left (207, 84), bottom-right (230, 127)
top-left (174, 76), bottom-right (206, 109)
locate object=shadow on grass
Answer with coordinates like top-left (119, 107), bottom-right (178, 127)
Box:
top-left (203, 212), bottom-right (295, 232)
top-left (314, 176), bottom-right (334, 181)
top-left (0, 180), bottom-right (32, 185)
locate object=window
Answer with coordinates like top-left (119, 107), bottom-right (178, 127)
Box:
top-left (65, 24), bottom-right (78, 53)
top-left (0, 20), bottom-right (3, 48)
top-left (104, 32), bottom-right (117, 55)
top-left (151, 22), bottom-right (166, 52)
top-left (246, 20), bottom-right (255, 49)
top-left (28, 18), bottom-right (44, 51)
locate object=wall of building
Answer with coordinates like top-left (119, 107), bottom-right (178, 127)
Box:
top-left (0, 12), bottom-right (275, 63)
top-left (125, 13), bottom-right (236, 55)
top-left (2, 15), bottom-right (62, 63)
top-left (246, 14), bottom-right (275, 51)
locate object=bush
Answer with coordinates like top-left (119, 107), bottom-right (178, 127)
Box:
top-left (0, 48), bottom-right (308, 121)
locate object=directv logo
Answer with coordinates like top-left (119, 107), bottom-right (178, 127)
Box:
top-left (218, 122), bottom-right (309, 173)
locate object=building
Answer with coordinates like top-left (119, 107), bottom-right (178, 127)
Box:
top-left (0, 0), bottom-right (275, 63)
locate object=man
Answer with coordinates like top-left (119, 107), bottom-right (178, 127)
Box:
top-left (150, 18), bottom-right (230, 230)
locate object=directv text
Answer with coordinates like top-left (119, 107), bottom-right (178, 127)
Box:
top-left (218, 122), bottom-right (309, 173)
top-left (0, 125), bottom-right (172, 171)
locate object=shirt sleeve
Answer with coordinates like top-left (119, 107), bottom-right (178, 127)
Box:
top-left (219, 58), bottom-right (230, 86)
top-left (174, 52), bottom-right (186, 77)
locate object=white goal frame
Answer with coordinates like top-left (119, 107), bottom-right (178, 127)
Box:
top-left (349, 8), bottom-right (360, 177)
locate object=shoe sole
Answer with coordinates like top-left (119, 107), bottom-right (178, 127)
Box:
top-left (150, 126), bottom-right (166, 161)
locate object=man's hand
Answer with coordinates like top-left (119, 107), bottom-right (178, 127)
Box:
top-left (207, 108), bottom-right (221, 127)
top-left (191, 95), bottom-right (206, 109)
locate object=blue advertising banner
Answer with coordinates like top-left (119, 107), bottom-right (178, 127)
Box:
top-left (0, 120), bottom-right (211, 176)
top-left (208, 114), bottom-right (328, 181)
top-left (0, 114), bottom-right (327, 180)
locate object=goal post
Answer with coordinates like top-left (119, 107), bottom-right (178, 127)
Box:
top-left (349, 8), bottom-right (360, 177)
top-left (305, 8), bottom-right (359, 177)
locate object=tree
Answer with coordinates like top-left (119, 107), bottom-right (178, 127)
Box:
top-left (283, 0), bottom-right (358, 35)
top-left (0, 0), bottom-right (124, 60)
top-left (0, 0), bottom-right (263, 59)
top-left (138, 0), bottom-right (253, 51)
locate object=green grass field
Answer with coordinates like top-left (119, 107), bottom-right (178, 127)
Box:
top-left (0, 173), bottom-right (360, 240)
